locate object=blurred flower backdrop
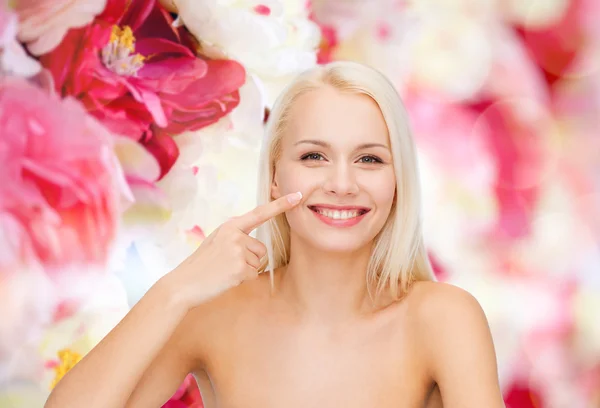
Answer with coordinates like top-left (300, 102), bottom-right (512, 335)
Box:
top-left (1, 0), bottom-right (599, 407)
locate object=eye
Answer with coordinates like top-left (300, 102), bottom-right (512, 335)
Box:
top-left (300, 152), bottom-right (325, 161)
top-left (358, 155), bottom-right (383, 164)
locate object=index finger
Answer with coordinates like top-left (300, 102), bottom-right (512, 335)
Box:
top-left (233, 192), bottom-right (303, 234)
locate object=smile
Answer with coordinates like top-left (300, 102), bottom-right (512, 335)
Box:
top-left (307, 205), bottom-right (371, 227)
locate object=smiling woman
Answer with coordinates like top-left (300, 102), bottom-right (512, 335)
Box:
top-left (256, 62), bottom-right (434, 299)
top-left (44, 61), bottom-right (505, 408)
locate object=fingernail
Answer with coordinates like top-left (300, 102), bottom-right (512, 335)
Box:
top-left (287, 191), bottom-right (302, 204)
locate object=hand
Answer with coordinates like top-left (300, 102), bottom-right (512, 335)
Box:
top-left (160, 192), bottom-right (303, 309)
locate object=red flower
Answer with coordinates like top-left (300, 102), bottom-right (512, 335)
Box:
top-left (162, 374), bottom-right (203, 408)
top-left (504, 380), bottom-right (545, 408)
top-left (40, 0), bottom-right (245, 178)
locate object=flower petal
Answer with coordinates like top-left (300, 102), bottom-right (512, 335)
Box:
top-left (160, 59), bottom-right (245, 110)
top-left (120, 0), bottom-right (158, 33)
top-left (135, 37), bottom-right (195, 59)
top-left (123, 80), bottom-right (168, 128)
top-left (142, 127), bottom-right (180, 179)
top-left (121, 179), bottom-right (171, 226)
top-left (133, 2), bottom-right (181, 44)
top-left (113, 136), bottom-right (161, 183)
top-left (138, 57), bottom-right (208, 93)
top-left (15, 0), bottom-right (108, 55)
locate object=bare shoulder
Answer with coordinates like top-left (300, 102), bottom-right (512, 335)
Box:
top-left (404, 281), bottom-right (489, 330)
top-left (404, 280), bottom-right (493, 356)
top-left (404, 281), bottom-right (505, 408)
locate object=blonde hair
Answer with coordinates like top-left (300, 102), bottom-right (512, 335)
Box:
top-left (255, 61), bottom-right (436, 300)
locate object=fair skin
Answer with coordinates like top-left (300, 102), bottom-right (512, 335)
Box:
top-left (45, 86), bottom-right (505, 408)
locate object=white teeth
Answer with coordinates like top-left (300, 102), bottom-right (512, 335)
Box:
top-left (315, 208), bottom-right (361, 220)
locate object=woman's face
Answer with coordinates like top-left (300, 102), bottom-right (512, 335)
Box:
top-left (271, 85), bottom-right (397, 253)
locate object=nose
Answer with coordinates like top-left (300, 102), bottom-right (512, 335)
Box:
top-left (322, 162), bottom-right (359, 196)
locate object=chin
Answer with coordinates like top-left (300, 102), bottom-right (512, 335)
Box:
top-left (293, 230), bottom-right (372, 254)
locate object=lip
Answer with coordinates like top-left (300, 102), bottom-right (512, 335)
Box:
top-left (308, 204), bottom-right (371, 211)
top-left (307, 204), bottom-right (371, 228)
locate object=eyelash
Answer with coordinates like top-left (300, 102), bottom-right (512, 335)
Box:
top-left (300, 152), bottom-right (383, 164)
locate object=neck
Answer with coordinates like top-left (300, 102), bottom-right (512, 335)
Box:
top-left (276, 235), bottom-right (378, 323)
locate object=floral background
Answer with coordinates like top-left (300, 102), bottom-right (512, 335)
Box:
top-left (1, 0), bottom-right (599, 407)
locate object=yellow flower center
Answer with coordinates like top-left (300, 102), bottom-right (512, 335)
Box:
top-left (102, 25), bottom-right (146, 76)
top-left (49, 349), bottom-right (82, 390)
top-left (111, 26), bottom-right (135, 52)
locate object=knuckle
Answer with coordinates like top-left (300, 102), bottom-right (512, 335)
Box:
top-left (258, 242), bottom-right (267, 255)
top-left (216, 223), bottom-right (231, 237)
top-left (233, 232), bottom-right (245, 244)
top-left (224, 229), bottom-right (240, 244)
top-left (233, 245), bottom-right (245, 258)
top-left (256, 245), bottom-right (267, 259)
top-left (249, 209), bottom-right (263, 224)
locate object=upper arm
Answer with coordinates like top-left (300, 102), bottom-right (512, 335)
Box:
top-left (415, 282), bottom-right (505, 408)
top-left (125, 310), bottom-right (201, 408)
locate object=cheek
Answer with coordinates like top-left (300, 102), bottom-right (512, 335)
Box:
top-left (275, 164), bottom-right (321, 196)
top-left (362, 170), bottom-right (396, 209)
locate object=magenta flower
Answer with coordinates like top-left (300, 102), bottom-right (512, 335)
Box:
top-left (39, 0), bottom-right (245, 178)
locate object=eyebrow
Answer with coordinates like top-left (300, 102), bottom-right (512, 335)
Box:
top-left (294, 139), bottom-right (390, 151)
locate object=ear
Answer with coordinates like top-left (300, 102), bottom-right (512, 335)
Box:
top-left (271, 175), bottom-right (282, 200)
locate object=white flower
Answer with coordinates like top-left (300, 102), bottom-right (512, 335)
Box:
top-left (123, 74), bottom-right (266, 284)
top-left (171, 0), bottom-right (321, 106)
top-left (0, 5), bottom-right (41, 77)
top-left (0, 266), bottom-right (56, 384)
top-left (399, 13), bottom-right (494, 102)
top-left (0, 383), bottom-right (49, 408)
top-left (0, 267), bottom-right (128, 390)
top-left (15, 0), bottom-right (107, 56)
top-left (500, 0), bottom-right (570, 28)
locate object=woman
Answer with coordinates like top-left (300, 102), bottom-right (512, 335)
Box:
top-left (45, 61), bottom-right (505, 408)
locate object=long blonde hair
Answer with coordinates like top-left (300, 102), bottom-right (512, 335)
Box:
top-left (255, 61), bottom-right (436, 300)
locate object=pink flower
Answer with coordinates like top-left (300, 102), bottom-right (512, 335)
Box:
top-left (0, 77), bottom-right (130, 274)
top-left (14, 0), bottom-right (107, 56)
top-left (40, 0), bottom-right (246, 178)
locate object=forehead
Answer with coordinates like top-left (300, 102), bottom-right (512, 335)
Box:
top-left (284, 86), bottom-right (390, 147)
